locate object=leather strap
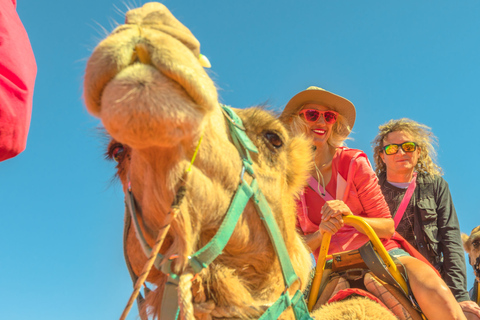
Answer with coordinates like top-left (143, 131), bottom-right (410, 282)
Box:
top-left (125, 188), bottom-right (165, 269)
top-left (251, 178), bottom-right (299, 289)
top-left (359, 241), bottom-right (422, 312)
top-left (189, 178), bottom-right (254, 274)
top-left (159, 275), bottom-right (180, 320)
top-left (258, 290), bottom-right (311, 320)
top-left (123, 209), bottom-right (149, 320)
top-left (359, 242), bottom-right (407, 294)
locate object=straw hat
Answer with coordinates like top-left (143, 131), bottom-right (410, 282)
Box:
top-left (280, 86), bottom-right (356, 129)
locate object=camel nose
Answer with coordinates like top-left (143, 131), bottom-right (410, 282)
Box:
top-left (130, 43), bottom-right (151, 65)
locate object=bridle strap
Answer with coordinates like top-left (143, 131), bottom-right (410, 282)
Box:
top-left (221, 105), bottom-right (258, 159)
top-left (188, 105), bottom-right (312, 320)
top-left (189, 106), bottom-right (300, 288)
top-left (251, 178), bottom-right (300, 289)
top-left (123, 209), bottom-right (149, 320)
top-left (125, 187), bottom-right (165, 269)
top-left (189, 177), bottom-right (254, 273)
top-left (123, 105), bottom-right (312, 320)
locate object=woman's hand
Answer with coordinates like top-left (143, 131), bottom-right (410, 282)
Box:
top-left (319, 215), bottom-right (344, 235)
top-left (319, 200), bottom-right (352, 235)
top-left (321, 200), bottom-right (352, 221)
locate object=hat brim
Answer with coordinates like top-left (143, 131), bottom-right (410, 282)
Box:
top-left (280, 89), bottom-right (356, 129)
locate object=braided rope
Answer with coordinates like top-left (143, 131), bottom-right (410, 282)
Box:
top-left (179, 272), bottom-right (195, 320)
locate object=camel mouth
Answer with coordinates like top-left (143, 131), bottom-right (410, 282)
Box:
top-left (83, 3), bottom-right (220, 148)
top-left (84, 4), bottom-right (218, 120)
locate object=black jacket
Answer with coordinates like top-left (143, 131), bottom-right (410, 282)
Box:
top-left (378, 172), bottom-right (470, 302)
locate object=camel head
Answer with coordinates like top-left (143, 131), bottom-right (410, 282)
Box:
top-left (462, 226), bottom-right (480, 282)
top-left (84, 2), bottom-right (313, 318)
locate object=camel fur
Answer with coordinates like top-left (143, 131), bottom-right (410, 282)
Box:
top-left (84, 2), bottom-right (397, 319)
top-left (312, 297), bottom-right (397, 320)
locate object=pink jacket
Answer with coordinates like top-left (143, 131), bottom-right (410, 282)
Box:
top-left (0, 0), bottom-right (36, 161)
top-left (297, 147), bottom-right (399, 258)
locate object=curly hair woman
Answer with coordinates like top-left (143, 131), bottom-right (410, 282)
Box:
top-left (372, 118), bottom-right (480, 319)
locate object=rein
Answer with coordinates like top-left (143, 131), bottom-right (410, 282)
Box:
top-left (121, 105), bottom-right (312, 320)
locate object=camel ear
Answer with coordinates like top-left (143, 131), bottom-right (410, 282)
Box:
top-left (461, 233), bottom-right (471, 252)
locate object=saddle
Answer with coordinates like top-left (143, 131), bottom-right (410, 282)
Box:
top-left (309, 241), bottom-right (424, 320)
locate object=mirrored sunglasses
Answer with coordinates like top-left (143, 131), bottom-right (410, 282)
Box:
top-left (383, 142), bottom-right (417, 155)
top-left (298, 109), bottom-right (338, 124)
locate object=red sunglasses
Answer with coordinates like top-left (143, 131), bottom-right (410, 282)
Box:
top-left (299, 109), bottom-right (338, 124)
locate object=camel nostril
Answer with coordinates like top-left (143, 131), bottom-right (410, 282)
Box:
top-left (131, 43), bottom-right (151, 65)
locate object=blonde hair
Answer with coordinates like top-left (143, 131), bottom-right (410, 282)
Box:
top-left (372, 118), bottom-right (442, 176)
top-left (288, 111), bottom-right (352, 147)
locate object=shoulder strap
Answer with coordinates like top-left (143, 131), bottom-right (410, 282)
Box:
top-left (393, 173), bottom-right (417, 228)
top-left (308, 176), bottom-right (334, 201)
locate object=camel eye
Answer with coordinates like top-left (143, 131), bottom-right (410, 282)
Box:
top-left (109, 144), bottom-right (125, 162)
top-left (473, 240), bottom-right (480, 249)
top-left (113, 146), bottom-right (124, 162)
top-left (264, 131), bottom-right (283, 149)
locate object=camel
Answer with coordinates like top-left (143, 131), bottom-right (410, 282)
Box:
top-left (462, 226), bottom-right (480, 304)
top-left (83, 2), bottom-right (398, 319)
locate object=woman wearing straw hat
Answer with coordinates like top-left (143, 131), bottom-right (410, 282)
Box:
top-left (280, 86), bottom-right (466, 319)
top-left (372, 118), bottom-right (480, 319)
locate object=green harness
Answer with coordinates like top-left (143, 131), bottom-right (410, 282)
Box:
top-left (124, 105), bottom-right (313, 320)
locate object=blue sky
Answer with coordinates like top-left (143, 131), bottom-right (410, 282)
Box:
top-left (2, 1), bottom-right (479, 319)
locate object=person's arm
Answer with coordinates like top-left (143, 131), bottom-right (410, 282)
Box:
top-left (0, 0), bottom-right (36, 161)
top-left (359, 216), bottom-right (394, 238)
top-left (434, 177), bottom-right (471, 302)
top-left (318, 154), bottom-right (394, 248)
top-left (321, 199), bottom-right (394, 239)
top-left (302, 230), bottom-right (323, 253)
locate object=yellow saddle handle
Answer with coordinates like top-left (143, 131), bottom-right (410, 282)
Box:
top-left (307, 215), bottom-right (409, 311)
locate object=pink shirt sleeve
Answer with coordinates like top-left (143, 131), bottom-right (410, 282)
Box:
top-left (352, 156), bottom-right (392, 219)
top-left (0, 0), bottom-right (37, 161)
